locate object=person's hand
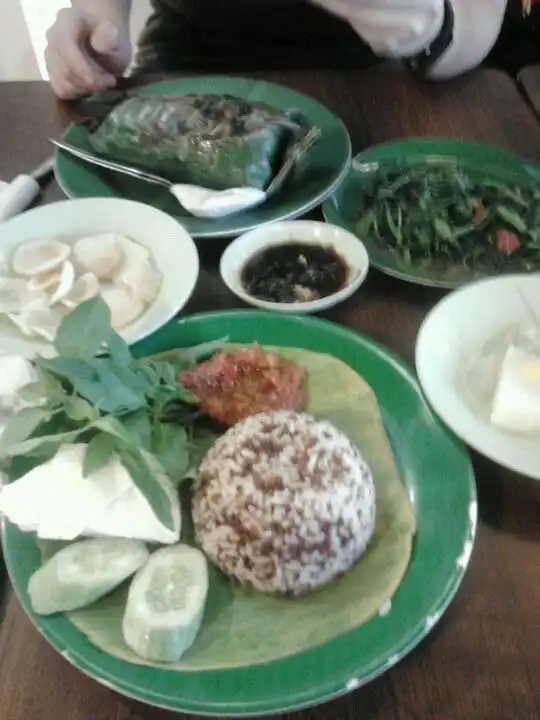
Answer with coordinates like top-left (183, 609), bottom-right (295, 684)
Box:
top-left (45, 8), bottom-right (132, 100)
top-left (311, 0), bottom-right (445, 57)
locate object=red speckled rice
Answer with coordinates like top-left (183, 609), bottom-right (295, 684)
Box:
top-left (192, 410), bottom-right (376, 595)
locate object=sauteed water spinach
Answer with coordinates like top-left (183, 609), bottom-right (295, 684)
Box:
top-left (355, 163), bottom-right (540, 272)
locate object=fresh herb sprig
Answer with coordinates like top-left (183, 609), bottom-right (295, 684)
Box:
top-left (0, 298), bottom-right (225, 531)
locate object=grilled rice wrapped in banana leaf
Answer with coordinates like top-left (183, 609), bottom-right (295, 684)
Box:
top-left (84, 92), bottom-right (320, 194)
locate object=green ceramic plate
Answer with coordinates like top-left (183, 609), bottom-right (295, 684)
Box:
top-left (2, 311), bottom-right (476, 716)
top-left (54, 77), bottom-right (351, 239)
top-left (323, 138), bottom-right (540, 288)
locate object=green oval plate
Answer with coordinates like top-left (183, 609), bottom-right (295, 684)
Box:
top-left (322, 138), bottom-right (540, 289)
top-left (54, 77), bottom-right (351, 239)
top-left (2, 311), bottom-right (476, 716)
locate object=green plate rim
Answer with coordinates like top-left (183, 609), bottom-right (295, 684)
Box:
top-left (322, 138), bottom-right (540, 289)
top-left (54, 76), bottom-right (352, 239)
top-left (2, 310), bottom-right (477, 716)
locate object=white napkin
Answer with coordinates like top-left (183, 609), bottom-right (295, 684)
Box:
top-left (0, 175), bottom-right (41, 223)
top-left (490, 344), bottom-right (540, 433)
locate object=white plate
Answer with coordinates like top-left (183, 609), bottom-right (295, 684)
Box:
top-left (220, 220), bottom-right (369, 314)
top-left (415, 274), bottom-right (540, 480)
top-left (0, 198), bottom-right (199, 357)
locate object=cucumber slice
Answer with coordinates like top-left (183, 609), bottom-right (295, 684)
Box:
top-left (122, 544), bottom-right (209, 663)
top-left (28, 538), bottom-right (149, 615)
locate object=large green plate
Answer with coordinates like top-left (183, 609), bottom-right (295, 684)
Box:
top-left (54, 77), bottom-right (351, 239)
top-left (322, 138), bottom-right (540, 288)
top-left (2, 311), bottom-right (476, 716)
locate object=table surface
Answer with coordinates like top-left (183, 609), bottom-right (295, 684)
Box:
top-left (518, 64), bottom-right (540, 119)
top-left (0, 69), bottom-right (539, 720)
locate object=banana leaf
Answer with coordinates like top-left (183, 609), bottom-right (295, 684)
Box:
top-left (39, 347), bottom-right (416, 670)
top-left (83, 92), bottom-right (320, 193)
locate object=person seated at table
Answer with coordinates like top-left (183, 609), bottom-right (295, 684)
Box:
top-left (45, 0), bottom-right (538, 100)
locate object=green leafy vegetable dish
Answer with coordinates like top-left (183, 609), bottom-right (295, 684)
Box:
top-left (0, 297), bottom-right (416, 670)
top-left (356, 163), bottom-right (540, 269)
top-left (323, 140), bottom-right (540, 288)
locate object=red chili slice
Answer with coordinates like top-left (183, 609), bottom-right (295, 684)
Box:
top-left (496, 229), bottom-right (520, 254)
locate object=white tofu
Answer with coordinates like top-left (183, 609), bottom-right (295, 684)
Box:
top-left (0, 355), bottom-right (38, 411)
top-left (490, 345), bottom-right (540, 433)
top-left (0, 443), bottom-right (181, 545)
top-left (35, 444), bottom-right (127, 541)
top-left (0, 412), bottom-right (10, 445)
top-left (83, 454), bottom-right (181, 545)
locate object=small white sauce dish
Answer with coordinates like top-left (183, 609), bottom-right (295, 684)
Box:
top-left (220, 220), bottom-right (369, 314)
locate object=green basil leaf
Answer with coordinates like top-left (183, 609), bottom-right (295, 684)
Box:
top-left (149, 361), bottom-right (178, 387)
top-left (34, 367), bottom-right (66, 401)
top-left (0, 407), bottom-right (50, 451)
top-left (93, 363), bottom-right (146, 413)
top-left (148, 385), bottom-right (185, 419)
top-left (136, 363), bottom-right (159, 386)
top-left (64, 396), bottom-right (97, 422)
top-left (106, 360), bottom-right (153, 394)
top-left (0, 429), bottom-right (82, 459)
top-left (118, 444), bottom-right (174, 531)
top-left (151, 424), bottom-right (189, 485)
top-left (54, 297), bottom-right (112, 360)
top-left (119, 410), bottom-right (152, 451)
top-left (37, 357), bottom-right (104, 405)
top-left (184, 428), bottom-right (218, 480)
top-left (107, 329), bottom-right (133, 367)
top-left (93, 415), bottom-right (139, 446)
top-left (83, 434), bottom-right (117, 477)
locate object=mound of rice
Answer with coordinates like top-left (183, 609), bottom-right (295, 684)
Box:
top-left (192, 410), bottom-right (376, 595)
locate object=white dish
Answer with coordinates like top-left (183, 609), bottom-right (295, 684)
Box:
top-left (220, 220), bottom-right (369, 314)
top-left (0, 198), bottom-right (199, 357)
top-left (415, 274), bottom-right (540, 480)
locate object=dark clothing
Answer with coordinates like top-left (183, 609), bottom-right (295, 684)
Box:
top-left (491, 1), bottom-right (540, 75)
top-left (135, 0), bottom-right (377, 72)
top-left (134, 0), bottom-right (540, 76)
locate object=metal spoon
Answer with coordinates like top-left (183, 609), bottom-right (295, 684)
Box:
top-left (50, 139), bottom-right (266, 218)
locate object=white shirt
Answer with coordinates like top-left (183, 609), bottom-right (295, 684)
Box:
top-left (312, 0), bottom-right (509, 78)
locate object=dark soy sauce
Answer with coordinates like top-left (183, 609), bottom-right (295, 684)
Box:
top-left (241, 242), bottom-right (348, 303)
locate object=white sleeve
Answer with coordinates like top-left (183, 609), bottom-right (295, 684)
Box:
top-left (427, 0), bottom-right (508, 78)
top-left (311, 0), bottom-right (508, 78)
top-left (312, 0), bottom-right (446, 57)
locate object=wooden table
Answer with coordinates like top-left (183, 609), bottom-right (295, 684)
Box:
top-left (1, 69), bottom-right (539, 720)
top-left (518, 64), bottom-right (540, 119)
